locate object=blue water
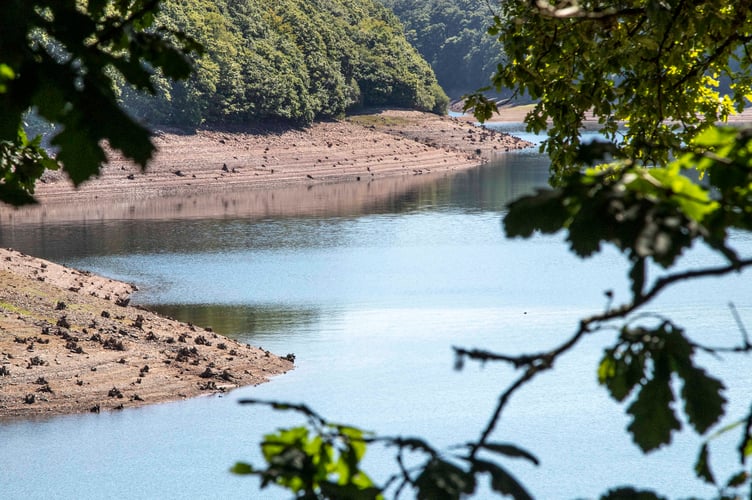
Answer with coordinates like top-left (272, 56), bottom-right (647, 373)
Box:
top-left (0, 143), bottom-right (750, 499)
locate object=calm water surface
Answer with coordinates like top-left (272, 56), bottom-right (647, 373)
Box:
top-left (1, 140), bottom-right (751, 499)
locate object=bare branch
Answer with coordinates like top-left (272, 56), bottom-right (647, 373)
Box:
top-left (459, 256), bottom-right (752, 458)
top-left (469, 364), bottom-right (543, 459)
top-left (453, 347), bottom-right (543, 368)
top-left (729, 302), bottom-right (752, 348)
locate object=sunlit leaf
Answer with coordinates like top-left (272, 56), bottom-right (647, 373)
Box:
top-left (0, 64), bottom-right (13, 79)
top-left (598, 349), bottom-right (644, 403)
top-left (692, 126), bottom-right (739, 148)
top-left (261, 426), bottom-right (309, 462)
top-left (337, 425), bottom-right (370, 462)
top-left (645, 166), bottom-right (718, 222)
top-left (351, 470), bottom-right (378, 491)
top-left (742, 436), bottom-right (752, 459)
top-left (598, 354), bottom-right (617, 383)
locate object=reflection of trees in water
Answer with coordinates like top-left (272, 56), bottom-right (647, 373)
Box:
top-left (148, 303), bottom-right (322, 340)
top-left (0, 157), bottom-right (550, 261)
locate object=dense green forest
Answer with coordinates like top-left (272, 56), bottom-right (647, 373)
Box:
top-left (381, 0), bottom-right (503, 99)
top-left (123, 0), bottom-right (448, 126)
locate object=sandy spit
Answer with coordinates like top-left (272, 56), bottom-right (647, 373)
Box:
top-left (0, 108), bottom-right (533, 419)
top-left (0, 248), bottom-right (293, 420)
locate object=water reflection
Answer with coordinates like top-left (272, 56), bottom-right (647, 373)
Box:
top-left (0, 153), bottom-right (738, 499)
top-left (0, 157), bottom-right (548, 260)
top-left (151, 303), bottom-right (322, 341)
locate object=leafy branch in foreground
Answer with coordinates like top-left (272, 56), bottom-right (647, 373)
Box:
top-left (235, 125), bottom-right (752, 499)
top-left (467, 0), bottom-right (752, 179)
top-left (231, 400), bottom-right (382, 499)
top-left (232, 400), bottom-right (539, 499)
top-left (236, 2), bottom-right (752, 497)
top-left (460, 124), bottom-right (752, 463)
top-left (0, 0), bottom-right (200, 205)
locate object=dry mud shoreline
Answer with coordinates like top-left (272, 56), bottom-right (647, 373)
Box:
top-left (30, 109), bottom-right (533, 206)
top-left (0, 109), bottom-right (533, 419)
top-left (0, 248), bottom-right (293, 420)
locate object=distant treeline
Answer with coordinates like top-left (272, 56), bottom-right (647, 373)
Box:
top-left (122, 0), bottom-right (448, 127)
top-left (381, 0), bottom-right (503, 98)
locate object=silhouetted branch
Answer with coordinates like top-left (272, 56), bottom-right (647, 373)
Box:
top-left (729, 302), bottom-right (752, 348)
top-left (453, 348), bottom-right (542, 368)
top-left (457, 256), bottom-right (752, 459)
top-left (469, 364), bottom-right (545, 459)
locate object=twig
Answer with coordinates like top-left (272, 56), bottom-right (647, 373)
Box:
top-left (729, 302), bottom-right (752, 348)
top-left (462, 257), bottom-right (752, 457)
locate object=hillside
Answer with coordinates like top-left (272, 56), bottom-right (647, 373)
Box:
top-left (122, 0), bottom-right (448, 126)
top-left (381, 0), bottom-right (503, 98)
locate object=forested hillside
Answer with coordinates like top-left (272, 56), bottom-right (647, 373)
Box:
top-left (381, 0), bottom-right (502, 98)
top-left (122, 0), bottom-right (448, 126)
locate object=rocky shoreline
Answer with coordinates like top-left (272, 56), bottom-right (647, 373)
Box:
top-left (0, 108), bottom-right (533, 419)
top-left (29, 109), bottom-right (533, 205)
top-left (0, 248), bottom-right (293, 419)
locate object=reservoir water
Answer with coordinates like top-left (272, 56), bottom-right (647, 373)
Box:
top-left (1, 135), bottom-right (750, 499)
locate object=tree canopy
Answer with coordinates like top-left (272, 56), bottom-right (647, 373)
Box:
top-left (6, 0), bottom-right (752, 497)
top-left (0, 0), bottom-right (199, 206)
top-left (239, 1), bottom-right (752, 498)
top-left (123, 0), bottom-right (449, 127)
top-left (0, 0), bottom-right (448, 206)
top-left (468, 0), bottom-right (752, 177)
top-left (380, 0), bottom-right (502, 98)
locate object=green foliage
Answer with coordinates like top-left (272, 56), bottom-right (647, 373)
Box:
top-left (240, 3), bottom-right (752, 499)
top-left (478, 1), bottom-right (752, 177)
top-left (0, 0), bottom-right (199, 205)
top-left (680, 127), bottom-right (752, 235)
top-left (503, 160), bottom-right (726, 298)
top-left (598, 321), bottom-right (726, 451)
top-left (0, 129), bottom-right (57, 205)
top-left (0, 0), bottom-right (447, 205)
top-left (688, 419), bottom-right (752, 496)
top-left (380, 0), bottom-right (502, 98)
top-left (502, 124), bottom-right (752, 299)
top-left (231, 401), bottom-right (381, 499)
top-left (124, 0), bottom-right (448, 127)
top-left (236, 400), bottom-right (539, 499)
